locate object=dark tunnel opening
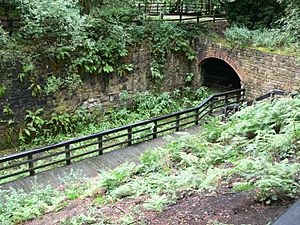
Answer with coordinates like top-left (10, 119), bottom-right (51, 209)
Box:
top-left (200, 58), bottom-right (241, 91)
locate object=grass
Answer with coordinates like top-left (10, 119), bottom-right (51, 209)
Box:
top-left (0, 95), bottom-right (299, 224)
top-left (211, 35), bottom-right (300, 57)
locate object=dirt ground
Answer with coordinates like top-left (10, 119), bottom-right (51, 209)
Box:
top-left (23, 189), bottom-right (293, 225)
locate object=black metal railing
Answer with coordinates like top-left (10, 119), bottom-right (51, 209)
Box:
top-left (0, 89), bottom-right (245, 183)
top-left (247, 90), bottom-right (289, 106)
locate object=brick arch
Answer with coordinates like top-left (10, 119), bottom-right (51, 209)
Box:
top-left (197, 50), bottom-right (247, 82)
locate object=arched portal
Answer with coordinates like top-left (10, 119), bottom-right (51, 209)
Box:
top-left (199, 58), bottom-right (241, 91)
top-left (197, 50), bottom-right (247, 92)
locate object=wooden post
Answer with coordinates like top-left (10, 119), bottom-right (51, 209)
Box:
top-left (225, 94), bottom-right (229, 106)
top-left (98, 135), bottom-right (103, 156)
top-left (128, 127), bottom-right (132, 146)
top-left (236, 93), bottom-right (241, 104)
top-left (176, 115), bottom-right (180, 131)
top-left (179, 13), bottom-right (182, 23)
top-left (195, 108), bottom-right (199, 125)
top-left (224, 94), bottom-right (229, 118)
top-left (153, 121), bottom-right (158, 139)
top-left (209, 99), bottom-right (215, 115)
top-left (160, 12), bottom-right (164, 21)
top-left (65, 144), bottom-right (71, 165)
top-left (197, 11), bottom-right (200, 23)
top-left (28, 154), bottom-right (35, 176)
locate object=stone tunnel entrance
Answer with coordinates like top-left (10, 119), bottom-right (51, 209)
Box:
top-left (200, 58), bottom-right (241, 91)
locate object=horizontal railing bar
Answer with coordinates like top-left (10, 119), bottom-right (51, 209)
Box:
top-left (213, 89), bottom-right (245, 98)
top-left (0, 96), bottom-right (213, 163)
top-left (179, 119), bottom-right (197, 128)
top-left (0, 89), bottom-right (251, 182)
top-left (0, 168), bottom-right (30, 180)
top-left (28, 157), bottom-right (69, 173)
top-left (156, 118), bottom-right (178, 128)
top-left (156, 125), bottom-right (178, 135)
top-left (0, 160), bottom-right (28, 171)
top-left (99, 132), bottom-right (129, 143)
top-left (132, 133), bottom-right (155, 143)
top-left (131, 126), bottom-right (153, 135)
top-left (101, 140), bottom-right (130, 152)
top-left (178, 112), bottom-right (197, 121)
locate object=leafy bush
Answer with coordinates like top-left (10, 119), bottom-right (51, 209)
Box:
top-left (18, 0), bottom-right (87, 45)
top-left (2, 96), bottom-right (299, 223)
top-left (224, 26), bottom-right (299, 51)
top-left (19, 107), bottom-right (93, 144)
top-left (0, 84), bottom-right (6, 97)
top-left (277, 0), bottom-right (300, 38)
top-left (0, 185), bottom-right (63, 224)
top-left (224, 0), bottom-right (284, 29)
top-left (232, 157), bottom-right (300, 203)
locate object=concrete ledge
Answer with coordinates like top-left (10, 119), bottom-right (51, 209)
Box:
top-left (272, 199), bottom-right (300, 225)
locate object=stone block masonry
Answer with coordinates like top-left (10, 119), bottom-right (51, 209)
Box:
top-left (194, 39), bottom-right (300, 98)
top-left (0, 38), bottom-right (299, 148)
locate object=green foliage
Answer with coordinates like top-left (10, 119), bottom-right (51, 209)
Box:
top-left (20, 108), bottom-right (44, 142)
top-left (100, 163), bottom-right (137, 191)
top-left (44, 76), bottom-right (64, 95)
top-left (143, 23), bottom-right (196, 81)
top-left (17, 0), bottom-right (87, 45)
top-left (224, 0), bottom-right (284, 29)
top-left (224, 26), bottom-right (299, 52)
top-left (3, 105), bottom-right (13, 116)
top-left (277, 0), bottom-right (300, 38)
top-left (132, 91), bottom-right (176, 117)
top-left (0, 26), bottom-right (10, 48)
top-left (16, 88), bottom-right (211, 149)
top-left (0, 185), bottom-right (63, 224)
top-left (143, 194), bottom-right (174, 212)
top-left (94, 96), bottom-right (300, 206)
top-left (19, 107), bottom-right (92, 144)
top-left (2, 96), bottom-right (299, 223)
top-left (0, 85), bottom-right (6, 98)
top-left (231, 157), bottom-right (300, 203)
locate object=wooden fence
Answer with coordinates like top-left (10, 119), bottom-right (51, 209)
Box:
top-left (0, 89), bottom-right (245, 183)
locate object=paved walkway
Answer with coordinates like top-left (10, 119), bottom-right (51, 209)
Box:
top-left (0, 126), bottom-right (201, 193)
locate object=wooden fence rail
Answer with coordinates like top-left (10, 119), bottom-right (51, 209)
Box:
top-left (0, 2), bottom-right (225, 32)
top-left (0, 88), bottom-right (292, 184)
top-left (0, 89), bottom-right (245, 183)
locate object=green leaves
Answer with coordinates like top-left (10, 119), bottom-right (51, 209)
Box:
top-left (0, 186), bottom-right (63, 224)
top-left (224, 26), bottom-right (299, 52)
top-left (103, 64), bottom-right (114, 73)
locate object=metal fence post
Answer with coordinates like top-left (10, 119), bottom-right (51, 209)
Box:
top-left (209, 98), bottom-right (215, 115)
top-left (195, 108), bottom-right (199, 125)
top-left (128, 126), bottom-right (132, 146)
top-left (65, 144), bottom-right (71, 165)
top-left (28, 154), bottom-right (35, 176)
top-left (98, 135), bottom-right (103, 156)
top-left (197, 11), bottom-right (200, 23)
top-left (153, 121), bottom-right (158, 139)
top-left (176, 115), bottom-right (180, 131)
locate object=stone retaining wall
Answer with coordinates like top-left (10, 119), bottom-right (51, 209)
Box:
top-left (194, 39), bottom-right (300, 98)
top-left (0, 39), bottom-right (299, 148)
